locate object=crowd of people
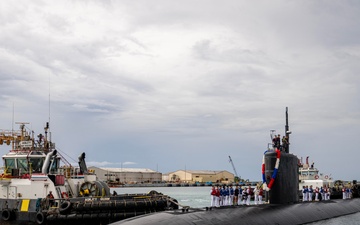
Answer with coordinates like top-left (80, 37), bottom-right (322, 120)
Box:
top-left (210, 184), bottom-right (264, 207)
top-left (211, 183), bottom-right (355, 206)
top-left (302, 185), bottom-right (353, 201)
top-left (302, 185), bottom-right (330, 201)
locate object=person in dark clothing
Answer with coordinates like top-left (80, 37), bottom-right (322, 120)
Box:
top-left (275, 134), bottom-right (281, 149)
top-left (282, 135), bottom-right (289, 152)
top-left (272, 136), bottom-right (277, 149)
top-left (234, 186), bottom-right (239, 205)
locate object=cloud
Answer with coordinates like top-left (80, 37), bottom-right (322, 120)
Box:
top-left (0, 1), bottom-right (359, 181)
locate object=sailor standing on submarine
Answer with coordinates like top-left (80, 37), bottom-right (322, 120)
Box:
top-left (258, 187), bottom-right (263, 204)
top-left (320, 186), bottom-right (325, 200)
top-left (308, 185), bottom-right (313, 201)
top-left (315, 187), bottom-right (319, 201)
top-left (246, 185), bottom-right (252, 205)
top-left (210, 186), bottom-right (217, 207)
top-left (238, 186), bottom-right (243, 205)
top-left (225, 186), bottom-right (230, 205)
top-left (253, 185), bottom-right (260, 205)
top-left (234, 186), bottom-right (239, 206)
top-left (220, 186), bottom-right (225, 206)
top-left (229, 185), bottom-right (234, 205)
top-left (302, 186), bottom-right (307, 201)
top-left (215, 186), bottom-right (220, 207)
top-left (326, 186), bottom-right (331, 200)
top-left (242, 187), bottom-right (248, 205)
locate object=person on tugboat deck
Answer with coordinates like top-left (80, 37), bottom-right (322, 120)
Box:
top-left (47, 191), bottom-right (55, 207)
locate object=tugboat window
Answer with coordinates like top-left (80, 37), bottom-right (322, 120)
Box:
top-left (29, 158), bottom-right (44, 173)
top-left (4, 158), bottom-right (16, 170)
top-left (50, 159), bottom-right (58, 173)
top-left (17, 158), bottom-right (28, 173)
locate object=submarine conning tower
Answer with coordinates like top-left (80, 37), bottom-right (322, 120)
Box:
top-left (264, 107), bottom-right (299, 204)
top-left (264, 151), bottom-right (299, 204)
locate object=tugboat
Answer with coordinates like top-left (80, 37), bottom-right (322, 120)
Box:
top-left (0, 122), bottom-right (178, 225)
top-left (298, 156), bottom-right (334, 193)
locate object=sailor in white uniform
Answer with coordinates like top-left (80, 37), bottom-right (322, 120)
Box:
top-left (242, 187), bottom-right (248, 205)
top-left (238, 186), bottom-right (243, 205)
top-left (246, 186), bottom-right (252, 205)
top-left (258, 187), bottom-right (263, 204)
top-left (229, 185), bottom-right (234, 206)
top-left (302, 186), bottom-right (307, 202)
top-left (315, 187), bottom-right (319, 201)
top-left (210, 186), bottom-right (216, 207)
top-left (308, 185), bottom-right (313, 201)
top-left (253, 186), bottom-right (259, 205)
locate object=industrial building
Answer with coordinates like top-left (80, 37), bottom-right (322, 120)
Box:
top-left (166, 170), bottom-right (234, 184)
top-left (89, 167), bottom-right (162, 184)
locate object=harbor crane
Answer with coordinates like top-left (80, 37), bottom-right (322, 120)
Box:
top-left (228, 156), bottom-right (240, 181)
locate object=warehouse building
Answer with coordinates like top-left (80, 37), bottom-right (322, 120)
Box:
top-left (166, 170), bottom-right (234, 184)
top-left (89, 167), bottom-right (162, 184)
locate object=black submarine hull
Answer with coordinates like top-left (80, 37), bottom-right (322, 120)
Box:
top-left (111, 199), bottom-right (360, 225)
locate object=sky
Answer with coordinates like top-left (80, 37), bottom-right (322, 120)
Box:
top-left (0, 0), bottom-right (360, 181)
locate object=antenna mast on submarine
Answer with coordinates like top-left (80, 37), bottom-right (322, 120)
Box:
top-left (284, 107), bottom-right (291, 153)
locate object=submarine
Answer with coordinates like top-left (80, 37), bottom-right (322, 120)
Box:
top-left (110, 107), bottom-right (360, 225)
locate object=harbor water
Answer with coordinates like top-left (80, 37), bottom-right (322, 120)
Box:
top-left (112, 186), bottom-right (210, 208)
top-left (112, 186), bottom-right (360, 225)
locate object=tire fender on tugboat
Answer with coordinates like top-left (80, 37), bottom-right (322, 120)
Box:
top-left (1, 208), bottom-right (14, 221)
top-left (59, 200), bottom-right (72, 215)
top-left (36, 212), bottom-right (46, 225)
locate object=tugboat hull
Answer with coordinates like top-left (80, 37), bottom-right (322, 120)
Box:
top-left (0, 194), bottom-right (178, 225)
